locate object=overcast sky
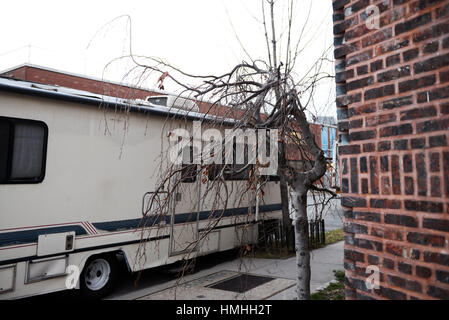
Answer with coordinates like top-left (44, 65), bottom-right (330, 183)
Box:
top-left (1, 0), bottom-right (335, 117)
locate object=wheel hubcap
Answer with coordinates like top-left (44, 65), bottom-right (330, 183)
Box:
top-left (84, 258), bottom-right (111, 291)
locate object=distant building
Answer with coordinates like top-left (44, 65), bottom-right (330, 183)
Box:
top-left (316, 116), bottom-right (338, 126)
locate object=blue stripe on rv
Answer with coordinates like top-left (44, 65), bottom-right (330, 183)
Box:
top-left (0, 203), bottom-right (282, 247)
top-left (95, 203), bottom-right (283, 231)
top-left (92, 215), bottom-right (172, 232)
top-left (0, 225), bottom-right (87, 248)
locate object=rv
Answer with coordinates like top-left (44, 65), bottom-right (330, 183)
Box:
top-left (0, 77), bottom-right (282, 299)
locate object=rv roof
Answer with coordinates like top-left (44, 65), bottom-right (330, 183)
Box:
top-left (0, 63), bottom-right (219, 107)
top-left (0, 76), bottom-right (234, 125)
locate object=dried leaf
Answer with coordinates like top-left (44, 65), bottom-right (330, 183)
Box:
top-left (157, 72), bottom-right (169, 90)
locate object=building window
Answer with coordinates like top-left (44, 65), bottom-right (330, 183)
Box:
top-left (0, 116), bottom-right (48, 184)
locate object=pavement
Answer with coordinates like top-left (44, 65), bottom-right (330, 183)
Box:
top-left (107, 240), bottom-right (344, 300)
top-left (268, 241), bottom-right (344, 299)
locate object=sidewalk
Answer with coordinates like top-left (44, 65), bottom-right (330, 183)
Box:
top-left (268, 240), bottom-right (344, 299)
top-left (109, 241), bottom-right (344, 300)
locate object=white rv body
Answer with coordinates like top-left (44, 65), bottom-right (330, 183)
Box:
top-left (0, 78), bottom-right (281, 299)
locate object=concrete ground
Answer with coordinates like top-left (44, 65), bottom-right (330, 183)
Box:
top-left (107, 241), bottom-right (344, 300)
top-left (268, 241), bottom-right (344, 299)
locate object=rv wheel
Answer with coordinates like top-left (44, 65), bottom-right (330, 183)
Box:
top-left (80, 254), bottom-right (118, 299)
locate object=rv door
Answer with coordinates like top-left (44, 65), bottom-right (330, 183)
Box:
top-left (169, 166), bottom-right (200, 256)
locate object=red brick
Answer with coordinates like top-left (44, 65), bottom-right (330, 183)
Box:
top-left (333, 0), bottom-right (449, 300)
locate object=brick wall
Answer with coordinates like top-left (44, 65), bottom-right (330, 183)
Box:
top-left (332, 0), bottom-right (449, 299)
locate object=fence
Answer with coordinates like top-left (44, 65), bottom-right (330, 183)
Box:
top-left (257, 218), bottom-right (326, 250)
top-left (308, 219), bottom-right (326, 249)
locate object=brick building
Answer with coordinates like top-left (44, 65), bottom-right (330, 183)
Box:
top-left (332, 0), bottom-right (449, 299)
top-left (1, 63), bottom-right (159, 100)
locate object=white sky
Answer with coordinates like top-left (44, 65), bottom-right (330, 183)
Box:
top-left (1, 0), bottom-right (336, 117)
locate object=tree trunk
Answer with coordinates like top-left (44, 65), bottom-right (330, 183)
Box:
top-left (290, 184), bottom-right (311, 300)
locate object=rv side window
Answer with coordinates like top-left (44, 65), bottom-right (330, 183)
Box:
top-left (223, 142), bottom-right (250, 181)
top-left (181, 164), bottom-right (197, 183)
top-left (0, 117), bottom-right (48, 184)
top-left (223, 164), bottom-right (250, 181)
top-left (261, 174), bottom-right (280, 182)
top-left (180, 145), bottom-right (197, 183)
top-left (207, 164), bottom-right (223, 181)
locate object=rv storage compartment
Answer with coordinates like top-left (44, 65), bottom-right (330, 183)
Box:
top-left (199, 230), bottom-right (220, 254)
top-left (37, 231), bottom-right (75, 256)
top-left (0, 265), bottom-right (16, 293)
top-left (26, 256), bottom-right (68, 283)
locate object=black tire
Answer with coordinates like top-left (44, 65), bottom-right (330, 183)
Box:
top-left (80, 253), bottom-right (118, 299)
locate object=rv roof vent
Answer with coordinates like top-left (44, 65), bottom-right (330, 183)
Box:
top-left (146, 95), bottom-right (199, 112)
top-left (134, 98), bottom-right (151, 106)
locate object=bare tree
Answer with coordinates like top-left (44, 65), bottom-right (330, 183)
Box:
top-left (102, 0), bottom-right (336, 300)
